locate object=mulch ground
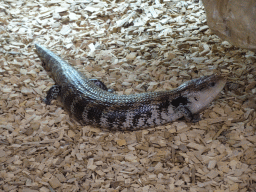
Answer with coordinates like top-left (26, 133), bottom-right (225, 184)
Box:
top-left (0, 0), bottom-right (256, 191)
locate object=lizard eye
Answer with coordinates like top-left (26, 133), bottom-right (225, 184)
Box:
top-left (209, 82), bottom-right (215, 87)
top-left (194, 97), bottom-right (198, 101)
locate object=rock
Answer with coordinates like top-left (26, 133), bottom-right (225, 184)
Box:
top-left (202, 0), bottom-right (256, 52)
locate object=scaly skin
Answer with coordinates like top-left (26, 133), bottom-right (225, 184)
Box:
top-left (35, 44), bottom-right (226, 131)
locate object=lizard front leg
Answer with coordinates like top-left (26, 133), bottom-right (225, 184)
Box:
top-left (44, 85), bottom-right (61, 105)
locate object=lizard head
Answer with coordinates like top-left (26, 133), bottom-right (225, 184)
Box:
top-left (179, 74), bottom-right (226, 114)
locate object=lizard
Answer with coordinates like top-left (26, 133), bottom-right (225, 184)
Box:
top-left (35, 44), bottom-right (226, 131)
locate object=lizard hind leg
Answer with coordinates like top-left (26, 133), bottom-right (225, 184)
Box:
top-left (44, 85), bottom-right (61, 105)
